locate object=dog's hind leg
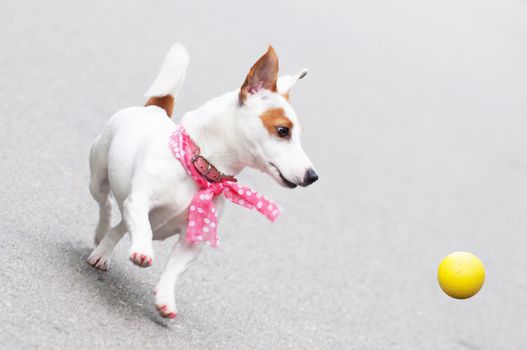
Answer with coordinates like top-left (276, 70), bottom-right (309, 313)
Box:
top-left (89, 136), bottom-right (113, 245)
top-left (94, 195), bottom-right (112, 245)
top-left (123, 196), bottom-right (155, 267)
top-left (154, 237), bottom-right (204, 318)
top-left (87, 221), bottom-right (127, 271)
top-left (89, 175), bottom-right (112, 245)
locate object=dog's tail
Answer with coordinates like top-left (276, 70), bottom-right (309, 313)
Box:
top-left (144, 43), bottom-right (189, 117)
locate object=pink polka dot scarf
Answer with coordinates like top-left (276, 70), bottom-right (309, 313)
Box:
top-left (169, 126), bottom-right (281, 247)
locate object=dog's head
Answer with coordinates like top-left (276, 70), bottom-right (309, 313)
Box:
top-left (236, 46), bottom-right (318, 188)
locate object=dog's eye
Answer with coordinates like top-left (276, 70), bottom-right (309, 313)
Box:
top-left (275, 126), bottom-right (290, 138)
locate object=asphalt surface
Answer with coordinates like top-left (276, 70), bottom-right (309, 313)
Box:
top-left (1, 0), bottom-right (527, 349)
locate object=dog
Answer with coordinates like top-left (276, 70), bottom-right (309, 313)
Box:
top-left (87, 43), bottom-right (318, 318)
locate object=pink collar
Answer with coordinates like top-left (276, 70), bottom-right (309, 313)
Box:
top-left (169, 126), bottom-right (280, 247)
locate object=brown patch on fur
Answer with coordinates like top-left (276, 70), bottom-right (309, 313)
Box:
top-left (260, 107), bottom-right (293, 137)
top-left (145, 95), bottom-right (174, 117)
top-left (240, 46), bottom-right (279, 103)
top-left (282, 92), bottom-right (289, 101)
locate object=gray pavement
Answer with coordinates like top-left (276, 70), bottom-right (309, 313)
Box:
top-left (1, 0), bottom-right (527, 348)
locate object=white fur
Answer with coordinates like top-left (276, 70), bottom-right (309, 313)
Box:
top-left (277, 68), bottom-right (308, 94)
top-left (87, 43), bottom-right (316, 318)
top-left (145, 43), bottom-right (189, 98)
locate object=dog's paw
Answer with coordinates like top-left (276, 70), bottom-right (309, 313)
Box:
top-left (87, 251), bottom-right (111, 271)
top-left (154, 288), bottom-right (177, 319)
top-left (129, 246), bottom-right (154, 268)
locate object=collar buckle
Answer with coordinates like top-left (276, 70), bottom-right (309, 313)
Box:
top-left (191, 154), bottom-right (237, 183)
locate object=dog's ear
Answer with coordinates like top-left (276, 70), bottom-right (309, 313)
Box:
top-left (239, 46), bottom-right (279, 103)
top-left (277, 68), bottom-right (308, 100)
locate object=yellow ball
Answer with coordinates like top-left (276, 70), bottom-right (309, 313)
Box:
top-left (437, 251), bottom-right (485, 299)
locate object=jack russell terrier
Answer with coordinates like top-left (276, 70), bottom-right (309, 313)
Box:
top-left (87, 43), bottom-right (318, 318)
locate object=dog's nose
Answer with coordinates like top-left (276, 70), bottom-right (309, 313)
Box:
top-left (302, 168), bottom-right (319, 186)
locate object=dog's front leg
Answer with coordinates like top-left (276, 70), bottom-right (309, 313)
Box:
top-left (123, 196), bottom-right (154, 267)
top-left (154, 237), bottom-right (203, 318)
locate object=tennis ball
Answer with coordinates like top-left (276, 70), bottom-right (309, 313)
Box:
top-left (437, 251), bottom-right (485, 299)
